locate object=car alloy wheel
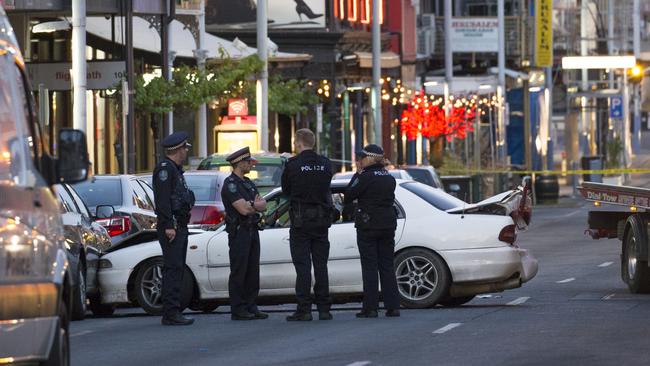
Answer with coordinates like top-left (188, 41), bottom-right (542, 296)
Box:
top-left (140, 262), bottom-right (164, 310)
top-left (396, 255), bottom-right (438, 301)
top-left (134, 258), bottom-right (194, 315)
top-left (394, 248), bottom-right (450, 308)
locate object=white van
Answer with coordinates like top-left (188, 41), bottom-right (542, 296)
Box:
top-left (0, 6), bottom-right (90, 366)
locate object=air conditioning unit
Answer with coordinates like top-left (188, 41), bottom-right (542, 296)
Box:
top-left (421, 13), bottom-right (436, 29)
top-left (417, 29), bottom-right (435, 56)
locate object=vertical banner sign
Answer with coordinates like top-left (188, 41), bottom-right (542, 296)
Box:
top-left (535, 0), bottom-right (553, 67)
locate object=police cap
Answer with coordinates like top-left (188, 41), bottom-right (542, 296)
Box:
top-left (357, 144), bottom-right (384, 158)
top-left (226, 147), bottom-right (257, 164)
top-left (162, 131), bottom-right (192, 150)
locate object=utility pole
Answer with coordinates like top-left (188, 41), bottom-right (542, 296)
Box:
top-left (126, 0), bottom-right (136, 173)
top-left (72, 0), bottom-right (86, 133)
top-left (257, 0), bottom-right (269, 151)
top-left (371, 0), bottom-right (382, 145)
top-left (497, 0), bottom-right (505, 164)
top-left (195, 0), bottom-right (208, 158)
top-left (632, 0), bottom-right (641, 151)
top-left (163, 0), bottom-right (175, 137)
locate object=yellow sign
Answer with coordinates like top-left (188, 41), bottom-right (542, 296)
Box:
top-left (535, 0), bottom-right (553, 67)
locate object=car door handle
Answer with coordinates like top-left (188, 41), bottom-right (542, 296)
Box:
top-left (282, 236), bottom-right (290, 243)
top-left (190, 245), bottom-right (198, 250)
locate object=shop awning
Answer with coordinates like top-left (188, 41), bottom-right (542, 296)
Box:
top-left (85, 16), bottom-right (311, 62)
top-left (354, 51), bottom-right (401, 69)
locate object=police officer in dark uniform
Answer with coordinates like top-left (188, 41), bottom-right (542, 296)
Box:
top-left (344, 144), bottom-right (401, 318)
top-left (281, 128), bottom-right (334, 321)
top-left (152, 131), bottom-right (196, 325)
top-left (221, 147), bottom-right (269, 321)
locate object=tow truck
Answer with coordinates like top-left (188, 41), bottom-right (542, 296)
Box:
top-left (578, 182), bottom-right (650, 293)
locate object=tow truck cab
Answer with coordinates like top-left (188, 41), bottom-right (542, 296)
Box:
top-left (0, 7), bottom-right (90, 365)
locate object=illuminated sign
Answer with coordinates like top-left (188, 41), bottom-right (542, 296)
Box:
top-left (228, 98), bottom-right (249, 117)
top-left (450, 18), bottom-right (498, 53)
top-left (334, 0), bottom-right (384, 24)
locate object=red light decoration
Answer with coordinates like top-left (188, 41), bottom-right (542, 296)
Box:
top-left (400, 91), bottom-right (476, 141)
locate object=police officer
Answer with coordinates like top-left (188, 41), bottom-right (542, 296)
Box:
top-left (281, 129), bottom-right (334, 321)
top-left (221, 147), bottom-right (269, 321)
top-left (344, 144), bottom-right (401, 318)
top-left (152, 131), bottom-right (196, 325)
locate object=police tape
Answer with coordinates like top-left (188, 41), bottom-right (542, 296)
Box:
top-left (438, 168), bottom-right (650, 175)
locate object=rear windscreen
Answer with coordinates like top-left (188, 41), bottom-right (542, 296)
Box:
top-left (185, 175), bottom-right (220, 201)
top-left (400, 181), bottom-right (464, 211)
top-left (73, 178), bottom-right (123, 209)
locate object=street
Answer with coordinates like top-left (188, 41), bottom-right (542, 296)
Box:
top-left (70, 200), bottom-right (650, 366)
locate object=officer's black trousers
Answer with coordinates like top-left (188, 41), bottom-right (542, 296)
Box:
top-left (228, 226), bottom-right (260, 315)
top-left (158, 227), bottom-right (189, 319)
top-left (289, 227), bottom-right (331, 312)
top-left (356, 229), bottom-right (400, 311)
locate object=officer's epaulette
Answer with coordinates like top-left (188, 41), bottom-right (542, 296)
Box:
top-left (161, 162), bottom-right (168, 167)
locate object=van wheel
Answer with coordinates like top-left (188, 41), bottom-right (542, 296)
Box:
top-left (41, 302), bottom-right (70, 366)
top-left (134, 258), bottom-right (193, 315)
top-left (71, 264), bottom-right (87, 320)
top-left (394, 248), bottom-right (451, 308)
top-left (622, 215), bottom-right (650, 293)
top-left (88, 293), bottom-right (115, 317)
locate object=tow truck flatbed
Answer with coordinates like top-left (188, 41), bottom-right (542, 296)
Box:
top-left (578, 182), bottom-right (650, 210)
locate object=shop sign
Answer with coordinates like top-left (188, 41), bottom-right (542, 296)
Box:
top-left (534, 0), bottom-right (553, 67)
top-left (26, 61), bottom-right (126, 91)
top-left (450, 18), bottom-right (498, 53)
top-left (206, 0), bottom-right (326, 30)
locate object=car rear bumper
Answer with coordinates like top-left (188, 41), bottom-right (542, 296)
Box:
top-left (441, 246), bottom-right (538, 285)
top-left (98, 268), bottom-right (132, 304)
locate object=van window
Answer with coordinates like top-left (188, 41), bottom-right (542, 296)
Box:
top-left (0, 58), bottom-right (39, 187)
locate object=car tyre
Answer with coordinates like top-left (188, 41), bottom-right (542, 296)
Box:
top-left (134, 258), bottom-right (193, 316)
top-left (41, 301), bottom-right (70, 366)
top-left (199, 302), bottom-right (220, 314)
top-left (439, 295), bottom-right (475, 307)
top-left (622, 215), bottom-right (650, 293)
top-left (71, 264), bottom-right (86, 321)
top-left (88, 293), bottom-right (115, 317)
top-left (394, 248), bottom-right (450, 308)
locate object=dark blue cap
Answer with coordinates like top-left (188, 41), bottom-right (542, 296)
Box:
top-left (162, 131), bottom-right (191, 150)
top-left (357, 144), bottom-right (384, 158)
top-left (226, 147), bottom-right (257, 164)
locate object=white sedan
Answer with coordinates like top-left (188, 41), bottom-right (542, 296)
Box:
top-left (95, 179), bottom-right (537, 315)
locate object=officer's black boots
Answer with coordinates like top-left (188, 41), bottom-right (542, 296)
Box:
top-left (385, 309), bottom-right (401, 317)
top-left (161, 313), bottom-right (195, 326)
top-left (231, 311), bottom-right (256, 320)
top-left (318, 311), bottom-right (333, 320)
top-left (355, 310), bottom-right (378, 318)
top-left (252, 311), bottom-right (269, 319)
top-left (286, 311), bottom-right (313, 321)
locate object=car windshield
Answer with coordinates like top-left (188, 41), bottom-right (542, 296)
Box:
top-left (400, 181), bottom-right (465, 210)
top-left (211, 164), bottom-right (282, 187)
top-left (185, 175), bottom-right (220, 202)
top-left (73, 178), bottom-right (123, 209)
top-left (405, 169), bottom-right (435, 187)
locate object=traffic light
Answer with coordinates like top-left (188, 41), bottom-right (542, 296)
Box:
top-left (629, 64), bottom-right (644, 83)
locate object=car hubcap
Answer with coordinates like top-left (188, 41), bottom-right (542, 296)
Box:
top-left (628, 236), bottom-right (637, 279)
top-left (396, 256), bottom-right (438, 301)
top-left (141, 264), bottom-right (163, 307)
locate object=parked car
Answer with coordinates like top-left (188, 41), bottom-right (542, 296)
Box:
top-left (72, 175), bottom-right (157, 244)
top-left (403, 165), bottom-right (445, 191)
top-left (0, 7), bottom-right (90, 364)
top-left (140, 170), bottom-right (230, 230)
top-left (54, 184), bottom-right (112, 320)
top-left (95, 179), bottom-right (536, 315)
top-left (333, 169), bottom-right (414, 181)
top-left (197, 152), bottom-right (287, 195)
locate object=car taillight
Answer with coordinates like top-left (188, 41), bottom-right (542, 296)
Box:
top-left (498, 224), bottom-right (517, 245)
top-left (96, 216), bottom-right (131, 237)
top-left (201, 206), bottom-right (225, 225)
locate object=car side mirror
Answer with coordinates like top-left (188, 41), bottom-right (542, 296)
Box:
top-left (57, 129), bottom-right (89, 184)
top-left (96, 205), bottom-right (115, 219)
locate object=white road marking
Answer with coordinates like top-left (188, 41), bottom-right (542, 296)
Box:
top-left (433, 323), bottom-right (462, 334)
top-left (507, 297), bottom-right (530, 306)
top-left (345, 362), bottom-right (371, 366)
top-left (556, 278), bottom-right (576, 284)
top-left (562, 210), bottom-right (581, 218)
top-left (71, 330), bottom-right (94, 337)
top-left (602, 293), bottom-right (615, 300)
top-left (598, 262), bottom-right (614, 268)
